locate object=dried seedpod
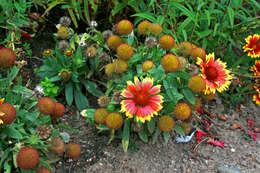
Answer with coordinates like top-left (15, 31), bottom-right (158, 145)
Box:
top-left (35, 125), bottom-right (52, 140)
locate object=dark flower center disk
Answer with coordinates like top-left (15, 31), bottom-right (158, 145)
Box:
top-left (134, 91), bottom-right (150, 106)
top-left (205, 66), bottom-right (218, 81)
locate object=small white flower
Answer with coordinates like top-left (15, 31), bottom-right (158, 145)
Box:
top-left (90, 21), bottom-right (98, 28)
top-left (78, 41), bottom-right (86, 47)
top-left (175, 131), bottom-right (195, 143)
top-left (34, 85), bottom-right (44, 95)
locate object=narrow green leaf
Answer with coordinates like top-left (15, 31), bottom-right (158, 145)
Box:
top-left (152, 128), bottom-right (160, 144)
top-left (74, 88), bottom-right (89, 110)
top-left (163, 132), bottom-right (171, 143)
top-left (147, 118), bottom-right (155, 134)
top-left (131, 13), bottom-right (156, 23)
top-left (65, 82), bottom-right (73, 105)
top-left (227, 7), bottom-right (234, 27)
top-left (138, 129), bottom-right (148, 143)
top-left (122, 119), bottom-right (130, 152)
top-left (83, 80), bottom-right (103, 97)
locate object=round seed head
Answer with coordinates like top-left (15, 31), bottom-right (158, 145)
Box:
top-left (66, 142), bottom-right (81, 159)
top-left (137, 20), bottom-right (151, 35)
top-left (179, 41), bottom-right (193, 56)
top-left (188, 75), bottom-right (206, 93)
top-left (145, 37), bottom-right (158, 48)
top-left (17, 146), bottom-right (39, 170)
top-left (35, 125), bottom-right (52, 140)
top-left (0, 48), bottom-right (16, 68)
top-left (174, 103), bottom-right (191, 121)
top-left (37, 97), bottom-right (55, 115)
top-left (113, 59), bottom-right (128, 74)
top-left (158, 115), bottom-right (175, 132)
top-left (116, 20), bottom-right (133, 35)
top-left (84, 46), bottom-right (97, 58)
top-left (57, 26), bottom-right (70, 39)
top-left (98, 96), bottom-right (111, 108)
top-left (142, 60), bottom-right (154, 72)
top-left (105, 63), bottom-right (115, 76)
top-left (116, 43), bottom-right (134, 60)
top-left (52, 102), bottom-right (65, 119)
top-left (59, 16), bottom-right (71, 27)
top-left (48, 137), bottom-right (65, 155)
top-left (159, 35), bottom-right (175, 50)
top-left (107, 35), bottom-right (123, 50)
top-left (148, 23), bottom-right (162, 36)
top-left (190, 47), bottom-right (206, 61)
top-left (105, 112), bottom-right (123, 130)
top-left (177, 57), bottom-right (187, 70)
top-left (94, 108), bottom-right (108, 124)
top-left (161, 54), bottom-right (180, 72)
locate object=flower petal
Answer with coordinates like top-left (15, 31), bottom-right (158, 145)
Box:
top-left (134, 76), bottom-right (142, 90)
top-left (121, 89), bottom-right (134, 98)
top-left (148, 85), bottom-right (161, 95)
top-left (142, 77), bottom-right (153, 92)
top-left (120, 100), bottom-right (137, 118)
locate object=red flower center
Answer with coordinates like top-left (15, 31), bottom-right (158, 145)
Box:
top-left (134, 91), bottom-right (150, 106)
top-left (256, 63), bottom-right (260, 72)
top-left (253, 45), bottom-right (257, 50)
top-left (205, 66), bottom-right (218, 81)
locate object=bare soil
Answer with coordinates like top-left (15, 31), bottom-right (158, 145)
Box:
top-left (53, 95), bottom-right (260, 173)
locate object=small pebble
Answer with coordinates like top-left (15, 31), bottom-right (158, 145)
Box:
top-left (231, 148), bottom-right (236, 152)
top-left (217, 164), bottom-right (241, 173)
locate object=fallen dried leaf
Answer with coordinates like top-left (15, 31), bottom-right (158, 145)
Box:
top-left (196, 130), bottom-right (207, 143)
top-left (207, 138), bottom-right (225, 148)
top-left (247, 118), bottom-right (255, 128)
top-left (217, 115), bottom-right (227, 121)
top-left (253, 127), bottom-right (260, 133)
top-left (231, 123), bottom-right (241, 129)
top-left (203, 109), bottom-right (215, 118)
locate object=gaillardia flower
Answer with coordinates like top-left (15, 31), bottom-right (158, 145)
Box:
top-left (0, 98), bottom-right (5, 124)
top-left (243, 34), bottom-right (260, 58)
top-left (197, 53), bottom-right (232, 94)
top-left (120, 77), bottom-right (163, 123)
top-left (253, 93), bottom-right (260, 105)
top-left (251, 60), bottom-right (260, 76)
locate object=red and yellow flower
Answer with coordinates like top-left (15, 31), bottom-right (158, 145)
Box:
top-left (44, 49), bottom-right (52, 55)
top-left (120, 77), bottom-right (163, 123)
top-left (251, 60), bottom-right (260, 76)
top-left (0, 98), bottom-right (5, 124)
top-left (197, 53), bottom-right (232, 94)
top-left (243, 34), bottom-right (260, 58)
top-left (253, 93), bottom-right (260, 105)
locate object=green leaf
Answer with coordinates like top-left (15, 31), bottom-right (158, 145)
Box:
top-left (83, 80), bottom-right (103, 97)
top-left (152, 128), bottom-right (160, 144)
top-left (12, 85), bottom-right (33, 96)
top-left (227, 7), bottom-right (234, 27)
top-left (163, 132), bottom-right (171, 143)
top-left (3, 126), bottom-right (23, 139)
top-left (122, 119), bottom-right (130, 152)
top-left (131, 12), bottom-right (156, 23)
top-left (181, 88), bottom-right (195, 105)
top-left (174, 125), bottom-right (185, 136)
top-left (112, 1), bottom-right (127, 16)
top-left (74, 88), bottom-right (89, 110)
top-left (80, 108), bottom-right (95, 118)
top-left (147, 118), bottom-right (155, 134)
top-left (8, 66), bottom-right (19, 84)
top-left (166, 87), bottom-right (183, 102)
top-left (65, 82), bottom-right (73, 106)
top-left (138, 129), bottom-right (148, 143)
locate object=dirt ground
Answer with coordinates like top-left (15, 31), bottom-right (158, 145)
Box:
top-left (53, 94), bottom-right (260, 173)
